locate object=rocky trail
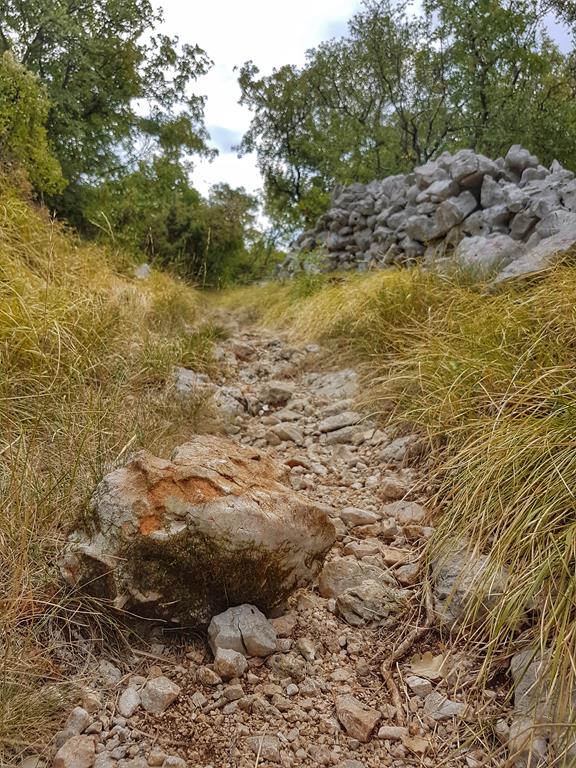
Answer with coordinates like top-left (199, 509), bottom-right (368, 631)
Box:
top-left (43, 315), bottom-right (514, 768)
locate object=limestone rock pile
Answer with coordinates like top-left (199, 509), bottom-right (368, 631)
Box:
top-left (288, 145), bottom-right (576, 280)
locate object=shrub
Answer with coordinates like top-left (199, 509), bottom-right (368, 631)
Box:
top-left (0, 53), bottom-right (64, 194)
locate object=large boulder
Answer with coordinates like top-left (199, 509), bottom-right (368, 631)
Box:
top-left (505, 144), bottom-right (539, 179)
top-left (435, 191), bottom-right (478, 235)
top-left (455, 234), bottom-right (524, 273)
top-left (495, 212), bottom-right (576, 284)
top-left (62, 436), bottom-right (336, 625)
top-left (431, 544), bottom-right (508, 629)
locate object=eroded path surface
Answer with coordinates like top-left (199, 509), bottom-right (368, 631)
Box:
top-left (48, 318), bottom-right (505, 768)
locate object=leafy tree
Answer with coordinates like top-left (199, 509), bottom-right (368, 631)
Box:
top-left (0, 52), bottom-right (63, 193)
top-left (85, 163), bottom-right (271, 285)
top-left (423, 0), bottom-right (576, 155)
top-left (0, 0), bottom-right (213, 216)
top-left (239, 0), bottom-right (576, 233)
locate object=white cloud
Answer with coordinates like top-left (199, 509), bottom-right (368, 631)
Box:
top-left (154, 0), bottom-right (362, 195)
top-left (154, 2), bottom-right (572, 197)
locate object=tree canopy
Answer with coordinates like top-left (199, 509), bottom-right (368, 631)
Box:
top-left (0, 0), bottom-right (213, 190)
top-left (0, 0), bottom-right (280, 284)
top-left (239, 0), bottom-right (576, 232)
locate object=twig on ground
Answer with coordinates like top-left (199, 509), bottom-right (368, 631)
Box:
top-left (380, 579), bottom-right (435, 724)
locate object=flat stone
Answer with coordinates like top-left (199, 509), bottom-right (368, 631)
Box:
top-left (377, 726), bottom-right (408, 740)
top-left (382, 500), bottom-right (426, 525)
top-left (162, 758), bottom-right (187, 768)
top-left (247, 734), bottom-right (281, 763)
top-left (310, 370), bottom-right (358, 399)
top-left (380, 545), bottom-right (412, 565)
top-left (224, 683), bottom-right (244, 701)
top-left (270, 423), bottom-right (303, 443)
top-left (196, 666), bottom-right (221, 686)
top-left (378, 475), bottom-right (406, 501)
top-left (270, 612), bottom-right (297, 637)
top-left (435, 191), bottom-right (477, 235)
top-left (53, 735), bottom-right (95, 768)
top-left (396, 562), bottom-right (421, 586)
top-left (260, 381), bottom-right (294, 406)
top-left (340, 507), bottom-right (380, 527)
top-left (318, 412), bottom-right (361, 433)
top-left (335, 694), bottom-right (381, 742)
top-left (208, 604), bottom-right (277, 658)
top-left (190, 691), bottom-right (208, 708)
top-left (424, 692), bottom-right (466, 720)
top-left (140, 676), bottom-right (181, 714)
top-left (121, 759), bottom-right (147, 768)
top-left (213, 647), bottom-right (248, 681)
top-left (406, 675), bottom-right (433, 696)
top-left (336, 579), bottom-right (411, 626)
top-left (295, 637), bottom-right (316, 661)
top-left (98, 660), bottom-right (121, 684)
top-left (379, 436), bottom-right (418, 464)
top-left (118, 687), bottom-right (141, 718)
top-left (145, 751), bottom-right (168, 767)
top-left (343, 539), bottom-right (381, 558)
top-left (173, 367), bottom-right (211, 395)
top-left (325, 426), bottom-right (361, 445)
top-left (266, 652), bottom-right (307, 682)
top-left (319, 556), bottom-right (395, 598)
top-left (93, 755), bottom-right (115, 768)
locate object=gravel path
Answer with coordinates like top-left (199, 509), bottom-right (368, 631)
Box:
top-left (39, 319), bottom-right (508, 768)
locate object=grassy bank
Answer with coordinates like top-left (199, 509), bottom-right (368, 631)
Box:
top-left (0, 185), bottom-right (215, 758)
top-left (221, 267), bottom-right (576, 719)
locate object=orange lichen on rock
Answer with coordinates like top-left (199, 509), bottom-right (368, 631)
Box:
top-left (139, 514), bottom-right (162, 535)
top-left (62, 435), bottom-right (336, 625)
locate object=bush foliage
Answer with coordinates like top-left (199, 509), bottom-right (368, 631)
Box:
top-left (0, 53), bottom-right (64, 194)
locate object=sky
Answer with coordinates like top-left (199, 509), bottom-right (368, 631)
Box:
top-left (154, 1), bottom-right (572, 198)
top-left (156, 0), bottom-right (363, 197)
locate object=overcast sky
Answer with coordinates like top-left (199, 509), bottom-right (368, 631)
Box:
top-left (155, 1), bottom-right (572, 198)
top-left (156, 0), bottom-right (363, 196)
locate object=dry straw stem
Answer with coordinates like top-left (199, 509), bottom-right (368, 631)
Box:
top-left (0, 184), bottom-right (216, 756)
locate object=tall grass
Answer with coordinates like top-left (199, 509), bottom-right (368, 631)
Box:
top-left (0, 185), bottom-right (214, 759)
top-left (222, 265), bottom-right (576, 747)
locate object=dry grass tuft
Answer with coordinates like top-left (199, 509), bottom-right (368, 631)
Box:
top-left (223, 265), bottom-right (576, 747)
top-left (0, 185), bottom-right (214, 758)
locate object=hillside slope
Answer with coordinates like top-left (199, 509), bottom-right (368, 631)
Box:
top-left (0, 185), bottom-right (214, 754)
